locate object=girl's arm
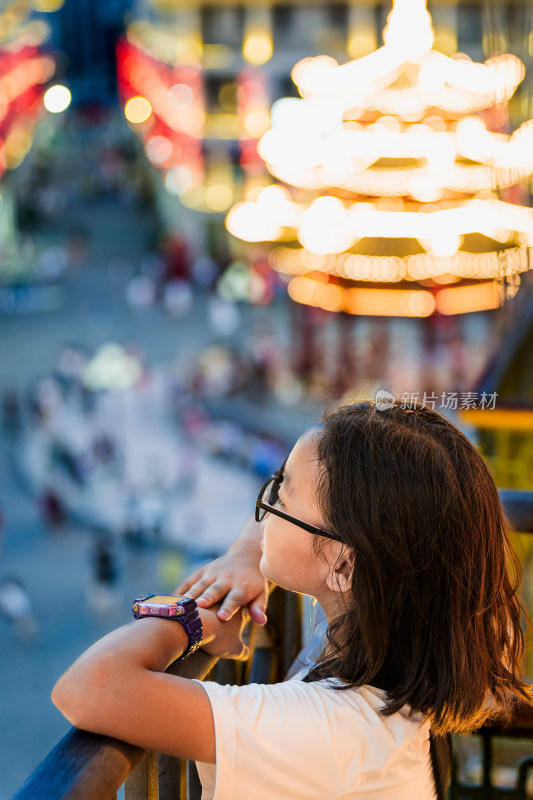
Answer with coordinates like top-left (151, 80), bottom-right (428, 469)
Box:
top-left (51, 607), bottom-right (249, 763)
top-left (176, 514), bottom-right (271, 624)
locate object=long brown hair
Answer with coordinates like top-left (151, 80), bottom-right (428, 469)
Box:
top-left (313, 401), bottom-right (531, 735)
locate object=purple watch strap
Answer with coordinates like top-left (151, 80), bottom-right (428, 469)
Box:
top-left (132, 595), bottom-right (203, 659)
top-left (179, 615), bottom-right (203, 659)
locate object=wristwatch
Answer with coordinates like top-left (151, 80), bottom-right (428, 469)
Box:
top-left (132, 594), bottom-right (203, 660)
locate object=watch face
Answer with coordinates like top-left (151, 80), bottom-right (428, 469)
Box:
top-left (145, 595), bottom-right (181, 605)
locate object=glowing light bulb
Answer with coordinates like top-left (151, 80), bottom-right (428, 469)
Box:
top-left (382, 0), bottom-right (434, 56)
top-left (124, 96), bottom-right (152, 124)
top-left (43, 85), bottom-right (71, 113)
top-left (298, 197), bottom-right (354, 255)
top-left (420, 232), bottom-right (462, 258)
top-left (226, 202), bottom-right (283, 242)
top-left (243, 31), bottom-right (273, 66)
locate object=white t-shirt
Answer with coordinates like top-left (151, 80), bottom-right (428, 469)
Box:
top-left (194, 674), bottom-right (437, 800)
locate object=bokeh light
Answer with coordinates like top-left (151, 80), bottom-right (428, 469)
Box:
top-left (31, 0), bottom-right (65, 10)
top-left (124, 96), bottom-right (152, 124)
top-left (43, 85), bottom-right (71, 114)
top-left (242, 31), bottom-right (273, 66)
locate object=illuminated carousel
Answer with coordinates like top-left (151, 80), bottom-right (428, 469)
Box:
top-left (226, 0), bottom-right (533, 318)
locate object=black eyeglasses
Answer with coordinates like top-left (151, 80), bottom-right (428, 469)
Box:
top-left (255, 463), bottom-right (343, 542)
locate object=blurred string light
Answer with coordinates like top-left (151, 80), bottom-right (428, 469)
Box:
top-left (286, 273), bottom-right (502, 317)
top-left (116, 26), bottom-right (271, 214)
top-left (226, 0), bottom-right (533, 316)
top-left (117, 37), bottom-right (206, 204)
top-left (0, 3), bottom-right (59, 180)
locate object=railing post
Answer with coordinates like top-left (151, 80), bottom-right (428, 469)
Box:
top-left (481, 731), bottom-right (492, 795)
top-left (283, 591), bottom-right (303, 677)
top-left (125, 751), bottom-right (158, 800)
top-left (186, 761), bottom-right (203, 800)
top-left (158, 752), bottom-right (187, 800)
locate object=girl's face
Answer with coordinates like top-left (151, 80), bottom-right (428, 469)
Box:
top-left (259, 431), bottom-right (344, 603)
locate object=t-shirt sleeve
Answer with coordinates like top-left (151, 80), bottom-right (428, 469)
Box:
top-left (193, 678), bottom-right (369, 800)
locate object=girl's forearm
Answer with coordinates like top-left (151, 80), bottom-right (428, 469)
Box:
top-left (52, 619), bottom-right (185, 713)
top-left (82, 617), bottom-right (190, 672)
top-left (52, 614), bottom-right (217, 728)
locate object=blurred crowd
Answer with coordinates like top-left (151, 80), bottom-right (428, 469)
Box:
top-left (1, 342), bottom-right (287, 543)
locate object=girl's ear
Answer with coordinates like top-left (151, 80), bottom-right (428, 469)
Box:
top-left (326, 548), bottom-right (354, 594)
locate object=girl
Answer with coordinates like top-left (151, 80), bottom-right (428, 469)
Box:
top-left (53, 402), bottom-right (531, 799)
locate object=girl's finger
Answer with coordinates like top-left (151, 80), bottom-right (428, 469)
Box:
top-left (249, 600), bottom-right (267, 626)
top-left (196, 581), bottom-right (230, 607)
top-left (216, 588), bottom-right (246, 621)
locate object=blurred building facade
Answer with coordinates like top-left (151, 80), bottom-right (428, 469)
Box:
top-left (0, 1), bottom-right (59, 279)
top-left (124, 1), bottom-right (533, 258)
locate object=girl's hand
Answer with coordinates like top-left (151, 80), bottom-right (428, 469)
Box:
top-left (176, 548), bottom-right (269, 625)
top-left (199, 606), bottom-right (251, 661)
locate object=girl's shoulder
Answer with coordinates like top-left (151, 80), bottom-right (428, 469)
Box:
top-left (289, 668), bottom-right (425, 718)
top-left (291, 672), bottom-right (428, 727)
top-left (199, 672), bottom-right (428, 738)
